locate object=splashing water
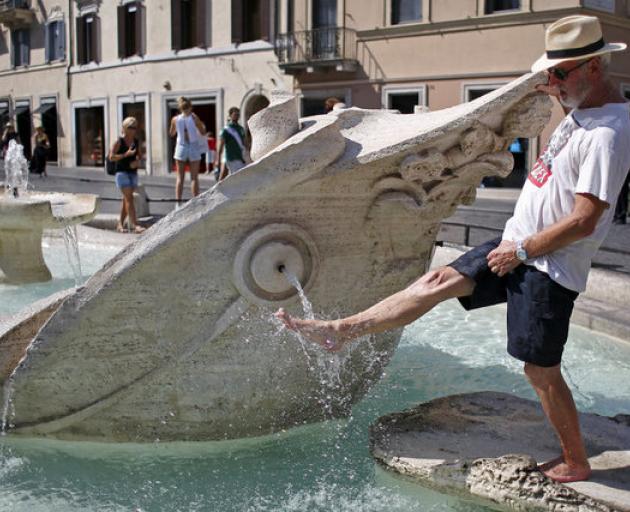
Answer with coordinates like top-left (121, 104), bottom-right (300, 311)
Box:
top-left (3, 140), bottom-right (29, 197)
top-left (280, 269), bottom-right (358, 417)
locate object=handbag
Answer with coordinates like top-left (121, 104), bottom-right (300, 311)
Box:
top-left (105, 157), bottom-right (117, 176)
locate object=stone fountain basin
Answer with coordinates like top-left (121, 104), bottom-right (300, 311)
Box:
top-left (0, 192), bottom-right (99, 230)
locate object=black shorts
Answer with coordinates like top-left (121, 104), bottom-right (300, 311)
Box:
top-left (448, 237), bottom-right (579, 367)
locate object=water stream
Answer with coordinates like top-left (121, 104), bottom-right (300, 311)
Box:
top-left (60, 224), bottom-right (84, 287)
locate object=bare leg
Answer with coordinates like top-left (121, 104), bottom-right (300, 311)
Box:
top-left (122, 187), bottom-right (145, 233)
top-left (218, 163), bottom-right (228, 181)
top-left (189, 160), bottom-right (200, 197)
top-left (175, 160), bottom-right (186, 204)
top-left (275, 265), bottom-right (474, 351)
top-left (524, 363), bottom-right (591, 483)
top-left (117, 195), bottom-right (128, 232)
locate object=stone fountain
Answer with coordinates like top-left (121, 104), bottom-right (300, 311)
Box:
top-left (0, 141), bottom-right (99, 283)
top-left (0, 73), bottom-right (552, 442)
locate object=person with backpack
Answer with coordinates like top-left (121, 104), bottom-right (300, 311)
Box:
top-left (109, 117), bottom-right (145, 234)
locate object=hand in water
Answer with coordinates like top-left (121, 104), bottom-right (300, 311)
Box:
top-left (274, 308), bottom-right (347, 352)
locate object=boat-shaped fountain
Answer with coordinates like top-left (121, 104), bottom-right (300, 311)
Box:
top-left (0, 74), bottom-right (552, 442)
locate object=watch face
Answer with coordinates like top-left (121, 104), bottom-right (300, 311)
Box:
top-left (516, 248), bottom-right (527, 261)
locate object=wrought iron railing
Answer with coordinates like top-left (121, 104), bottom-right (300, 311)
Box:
top-left (275, 27), bottom-right (357, 65)
top-left (0, 0), bottom-right (30, 11)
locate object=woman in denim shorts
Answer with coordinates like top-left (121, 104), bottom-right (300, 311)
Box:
top-left (109, 117), bottom-right (145, 234)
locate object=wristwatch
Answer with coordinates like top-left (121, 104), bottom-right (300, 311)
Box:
top-left (515, 240), bottom-right (528, 262)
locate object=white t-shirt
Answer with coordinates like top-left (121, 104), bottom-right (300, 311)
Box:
top-left (503, 102), bottom-right (630, 292)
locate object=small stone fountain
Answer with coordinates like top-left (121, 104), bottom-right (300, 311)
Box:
top-left (0, 140), bottom-right (99, 283)
top-left (0, 73), bottom-right (552, 442)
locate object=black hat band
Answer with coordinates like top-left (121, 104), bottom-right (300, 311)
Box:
top-left (546, 38), bottom-right (605, 59)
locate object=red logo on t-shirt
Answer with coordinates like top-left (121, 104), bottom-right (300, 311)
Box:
top-left (528, 157), bottom-right (552, 188)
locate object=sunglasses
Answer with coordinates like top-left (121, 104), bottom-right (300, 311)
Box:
top-left (548, 58), bottom-right (592, 81)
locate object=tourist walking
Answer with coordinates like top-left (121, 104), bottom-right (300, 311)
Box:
top-left (1, 122), bottom-right (19, 159)
top-left (169, 96), bottom-right (205, 205)
top-left (215, 107), bottom-right (249, 181)
top-left (276, 15), bottom-right (630, 484)
top-left (30, 126), bottom-right (50, 177)
top-left (109, 117), bottom-right (145, 234)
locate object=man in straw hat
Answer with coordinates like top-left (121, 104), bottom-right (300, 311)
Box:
top-left (276, 15), bottom-right (630, 483)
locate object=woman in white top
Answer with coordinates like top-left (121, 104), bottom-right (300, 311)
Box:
top-left (169, 96), bottom-right (206, 206)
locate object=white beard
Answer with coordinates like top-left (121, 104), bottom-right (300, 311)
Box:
top-left (559, 76), bottom-right (592, 109)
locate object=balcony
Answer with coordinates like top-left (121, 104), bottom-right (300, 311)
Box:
top-left (275, 27), bottom-right (357, 75)
top-left (0, 0), bottom-right (35, 28)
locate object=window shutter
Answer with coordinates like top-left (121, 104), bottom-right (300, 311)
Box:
top-left (260, 0), bottom-right (271, 41)
top-left (77, 17), bottom-right (85, 64)
top-left (22, 29), bottom-right (30, 66)
top-left (195, 0), bottom-right (206, 48)
top-left (91, 16), bottom-right (100, 63)
top-left (135, 3), bottom-right (144, 56)
top-left (57, 20), bottom-right (66, 61)
top-left (231, 0), bottom-right (243, 44)
top-left (117, 5), bottom-right (126, 58)
top-left (45, 24), bottom-right (51, 63)
top-left (171, 0), bottom-right (182, 50)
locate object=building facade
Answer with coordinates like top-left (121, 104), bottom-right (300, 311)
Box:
top-left (0, 0), bottom-right (291, 174)
top-left (1, 0), bottom-right (630, 180)
top-left (278, 0), bottom-right (630, 187)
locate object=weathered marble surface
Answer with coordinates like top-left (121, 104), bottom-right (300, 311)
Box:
top-left (1, 73), bottom-right (552, 441)
top-left (0, 192), bottom-right (99, 283)
top-left (370, 391), bottom-right (630, 511)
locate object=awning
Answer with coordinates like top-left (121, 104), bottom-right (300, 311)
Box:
top-left (14, 105), bottom-right (30, 116)
top-left (33, 103), bottom-right (56, 114)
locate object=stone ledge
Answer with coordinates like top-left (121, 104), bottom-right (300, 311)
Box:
top-left (370, 391), bottom-right (630, 511)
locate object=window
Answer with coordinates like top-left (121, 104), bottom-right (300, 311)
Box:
top-left (287, 0), bottom-right (294, 32)
top-left (0, 101), bottom-right (10, 132)
top-left (623, 85), bottom-right (630, 100)
top-left (391, 0), bottom-right (421, 25)
top-left (75, 106), bottom-right (105, 166)
top-left (77, 14), bottom-right (100, 64)
top-left (11, 28), bottom-right (30, 67)
top-left (45, 20), bottom-right (65, 63)
top-left (384, 88), bottom-right (426, 114)
top-left (38, 99), bottom-right (59, 162)
top-left (231, 0), bottom-right (270, 44)
top-left (484, 0), bottom-right (520, 14)
top-left (118, 2), bottom-right (144, 58)
top-left (172, 0), bottom-right (206, 50)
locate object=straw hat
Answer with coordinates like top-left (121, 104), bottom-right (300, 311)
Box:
top-left (531, 15), bottom-right (627, 72)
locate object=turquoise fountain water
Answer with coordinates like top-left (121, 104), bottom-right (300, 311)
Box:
top-left (1, 245), bottom-right (629, 511)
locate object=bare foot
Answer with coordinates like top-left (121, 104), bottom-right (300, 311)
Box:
top-left (538, 455), bottom-right (564, 472)
top-left (543, 462), bottom-right (591, 483)
top-left (116, 222), bottom-right (126, 233)
top-left (274, 308), bottom-right (351, 352)
top-left (132, 225), bottom-right (146, 234)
